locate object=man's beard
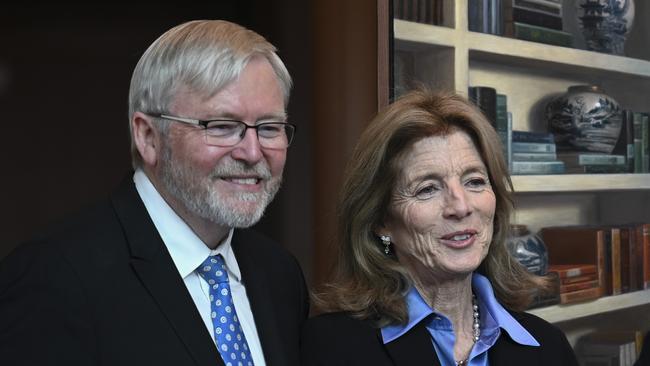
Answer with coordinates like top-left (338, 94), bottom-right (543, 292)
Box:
top-left (159, 142), bottom-right (282, 228)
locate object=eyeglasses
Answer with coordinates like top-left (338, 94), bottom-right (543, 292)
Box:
top-left (149, 113), bottom-right (296, 149)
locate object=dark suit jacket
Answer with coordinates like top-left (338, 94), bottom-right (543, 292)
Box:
top-left (301, 310), bottom-right (578, 366)
top-left (0, 177), bottom-right (309, 366)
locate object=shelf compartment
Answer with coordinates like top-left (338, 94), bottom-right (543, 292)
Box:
top-left (527, 290), bottom-right (650, 323)
top-left (512, 174), bottom-right (650, 193)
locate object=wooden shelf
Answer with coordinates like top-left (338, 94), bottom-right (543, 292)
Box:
top-left (511, 174), bottom-right (650, 193)
top-left (527, 290), bottom-right (650, 323)
top-left (394, 19), bottom-right (650, 81)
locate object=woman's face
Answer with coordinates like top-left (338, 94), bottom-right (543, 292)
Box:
top-left (380, 129), bottom-right (496, 281)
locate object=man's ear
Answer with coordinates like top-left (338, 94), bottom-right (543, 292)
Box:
top-left (132, 112), bottom-right (160, 167)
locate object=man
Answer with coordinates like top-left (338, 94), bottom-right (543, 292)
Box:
top-left (0, 20), bottom-right (308, 366)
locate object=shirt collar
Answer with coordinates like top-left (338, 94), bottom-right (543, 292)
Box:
top-left (133, 169), bottom-right (240, 281)
top-left (380, 273), bottom-right (539, 346)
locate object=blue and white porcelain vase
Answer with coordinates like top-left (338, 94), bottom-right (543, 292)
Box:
top-left (546, 85), bottom-right (622, 153)
top-left (578, 0), bottom-right (635, 55)
top-left (506, 225), bottom-right (548, 276)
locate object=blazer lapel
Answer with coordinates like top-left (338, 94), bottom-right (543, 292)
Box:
top-left (488, 322), bottom-right (540, 365)
top-left (110, 177), bottom-right (223, 366)
top-left (231, 232), bottom-right (288, 366)
top-left (384, 322), bottom-right (441, 366)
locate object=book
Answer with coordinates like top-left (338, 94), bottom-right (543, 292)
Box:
top-left (513, 0), bottom-right (562, 16)
top-left (579, 164), bottom-right (629, 174)
top-left (512, 160), bottom-right (564, 175)
top-left (548, 263), bottom-right (597, 278)
top-left (612, 110), bottom-right (635, 173)
top-left (633, 112), bottom-right (645, 173)
top-left (512, 141), bottom-right (556, 153)
top-left (558, 152), bottom-right (626, 166)
top-left (610, 228), bottom-right (622, 295)
top-left (541, 226), bottom-right (607, 296)
top-left (512, 130), bottom-right (555, 143)
top-left (468, 86), bottom-right (497, 126)
top-left (578, 331), bottom-right (641, 366)
top-left (512, 152), bottom-right (557, 161)
top-left (504, 21), bottom-right (573, 47)
top-left (637, 223), bottom-right (650, 289)
top-left (561, 273), bottom-right (598, 285)
top-left (641, 113), bottom-right (650, 173)
top-left (560, 286), bottom-right (601, 304)
top-left (560, 279), bottom-right (599, 293)
top-left (468, 0), bottom-right (502, 34)
top-left (503, 5), bottom-right (563, 30)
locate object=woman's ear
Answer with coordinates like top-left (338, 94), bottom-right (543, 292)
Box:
top-left (132, 112), bottom-right (160, 167)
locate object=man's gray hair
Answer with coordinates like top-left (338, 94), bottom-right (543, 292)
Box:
top-left (128, 19), bottom-right (292, 168)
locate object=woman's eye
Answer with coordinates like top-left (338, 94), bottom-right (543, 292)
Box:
top-left (415, 185), bottom-right (437, 199)
top-left (467, 178), bottom-right (488, 188)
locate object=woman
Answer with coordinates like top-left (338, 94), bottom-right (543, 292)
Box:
top-left (301, 90), bottom-right (578, 365)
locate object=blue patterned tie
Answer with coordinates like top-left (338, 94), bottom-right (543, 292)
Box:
top-left (198, 254), bottom-right (255, 366)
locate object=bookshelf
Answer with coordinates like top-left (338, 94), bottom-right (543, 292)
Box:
top-left (390, 0), bottom-right (650, 347)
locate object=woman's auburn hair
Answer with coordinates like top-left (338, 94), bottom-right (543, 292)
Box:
top-left (313, 89), bottom-right (551, 326)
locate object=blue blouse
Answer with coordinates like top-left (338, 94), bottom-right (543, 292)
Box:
top-left (381, 273), bottom-right (539, 366)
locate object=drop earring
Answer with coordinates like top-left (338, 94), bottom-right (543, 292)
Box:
top-left (380, 235), bottom-right (392, 255)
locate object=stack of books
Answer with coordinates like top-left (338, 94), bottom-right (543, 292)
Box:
top-left (503, 0), bottom-right (572, 47)
top-left (541, 224), bottom-right (650, 301)
top-left (394, 0), bottom-right (444, 26)
top-left (511, 130), bottom-right (565, 175)
top-left (548, 264), bottom-right (601, 304)
top-left (468, 0), bottom-right (503, 35)
top-left (468, 86), bottom-right (512, 170)
top-left (577, 331), bottom-right (644, 366)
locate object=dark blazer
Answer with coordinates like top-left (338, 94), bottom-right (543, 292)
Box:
top-left (301, 310), bottom-right (578, 366)
top-left (0, 177), bottom-right (309, 366)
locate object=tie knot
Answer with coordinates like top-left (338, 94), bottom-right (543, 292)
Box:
top-left (198, 254), bottom-right (229, 284)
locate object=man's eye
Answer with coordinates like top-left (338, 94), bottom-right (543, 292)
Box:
top-left (206, 122), bottom-right (240, 134)
top-left (258, 124), bottom-right (284, 137)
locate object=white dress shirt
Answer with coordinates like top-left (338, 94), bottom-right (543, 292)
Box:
top-left (133, 169), bottom-right (267, 366)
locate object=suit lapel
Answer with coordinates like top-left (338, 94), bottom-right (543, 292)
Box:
top-left (232, 232), bottom-right (288, 366)
top-left (384, 322), bottom-right (441, 366)
top-left (110, 177), bottom-right (222, 366)
top-left (488, 319), bottom-right (540, 366)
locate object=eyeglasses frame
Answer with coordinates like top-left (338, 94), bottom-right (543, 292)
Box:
top-left (148, 113), bottom-right (297, 148)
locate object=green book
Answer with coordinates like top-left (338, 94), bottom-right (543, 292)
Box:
top-left (634, 112), bottom-right (644, 173)
top-left (642, 114), bottom-right (649, 173)
top-left (505, 21), bottom-right (573, 47)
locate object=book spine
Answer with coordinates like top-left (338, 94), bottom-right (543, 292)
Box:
top-left (468, 86), bottom-right (497, 126)
top-left (581, 164), bottom-right (628, 174)
top-left (507, 22), bottom-right (572, 47)
top-left (559, 286), bottom-right (601, 304)
top-left (561, 274), bottom-right (598, 285)
top-left (511, 130), bottom-right (555, 143)
top-left (641, 224), bottom-right (650, 289)
top-left (512, 161), bottom-right (564, 175)
top-left (578, 154), bottom-right (626, 165)
top-left (620, 228), bottom-right (631, 293)
top-left (560, 280), bottom-right (599, 293)
top-left (642, 114), bottom-right (649, 173)
top-left (512, 142), bottom-right (556, 153)
top-left (504, 6), bottom-right (563, 30)
top-left (611, 228), bottom-right (622, 295)
top-left (512, 152), bottom-right (557, 161)
top-left (513, 0), bottom-right (562, 16)
top-left (597, 230), bottom-right (607, 295)
top-left (634, 112), bottom-right (644, 173)
top-left (549, 265), bottom-right (597, 278)
top-left (612, 110), bottom-right (635, 172)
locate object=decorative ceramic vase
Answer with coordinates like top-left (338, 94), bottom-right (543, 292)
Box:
top-left (546, 85), bottom-right (622, 153)
top-left (577, 0), bottom-right (635, 55)
top-left (506, 225), bottom-right (548, 276)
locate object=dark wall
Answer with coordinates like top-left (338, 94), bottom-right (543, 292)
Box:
top-left (0, 3), bottom-right (313, 279)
